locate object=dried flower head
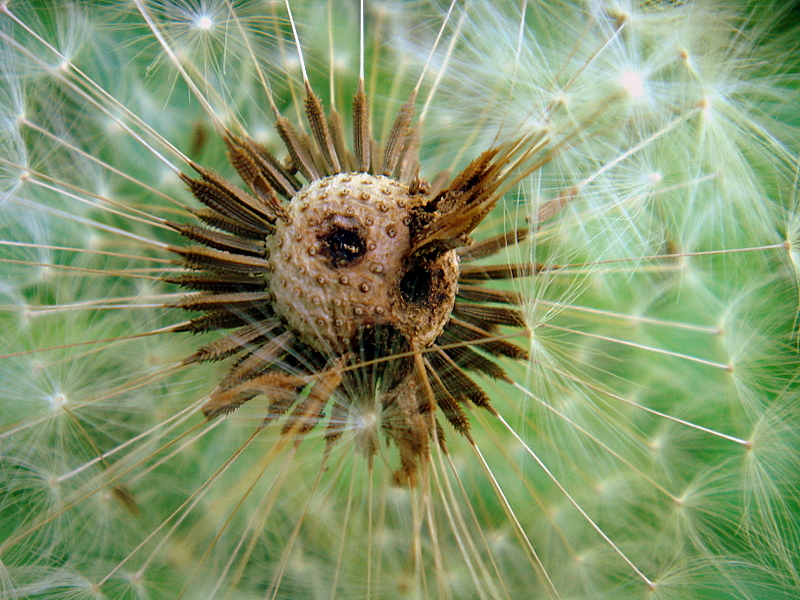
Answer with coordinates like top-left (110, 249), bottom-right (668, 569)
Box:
top-left (168, 75), bottom-right (543, 483)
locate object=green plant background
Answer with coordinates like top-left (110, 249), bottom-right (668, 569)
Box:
top-left (1, 1), bottom-right (799, 599)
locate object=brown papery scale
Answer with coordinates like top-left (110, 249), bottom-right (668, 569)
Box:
top-left (166, 82), bottom-right (557, 484)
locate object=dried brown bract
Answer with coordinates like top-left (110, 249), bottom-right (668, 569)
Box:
top-left (167, 82), bottom-right (554, 484)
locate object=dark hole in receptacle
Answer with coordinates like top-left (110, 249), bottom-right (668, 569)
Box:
top-left (400, 263), bottom-right (433, 305)
top-left (319, 226), bottom-right (367, 268)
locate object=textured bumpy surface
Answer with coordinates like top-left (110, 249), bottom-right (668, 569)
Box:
top-left (269, 173), bottom-right (459, 352)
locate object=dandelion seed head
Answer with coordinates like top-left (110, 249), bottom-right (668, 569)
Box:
top-left (249, 125), bottom-right (275, 146)
top-left (37, 265), bottom-right (55, 283)
top-left (194, 14), bottom-right (213, 30)
top-left (45, 473), bottom-right (60, 494)
top-left (677, 46), bottom-right (697, 71)
top-left (620, 69), bottom-right (646, 100)
top-left (486, 527), bottom-right (510, 552)
top-left (1, 1), bottom-right (799, 598)
top-left (353, 407), bottom-right (378, 432)
top-left (84, 232), bottom-right (101, 251)
top-left (48, 392), bottom-right (67, 410)
top-left (102, 117), bottom-right (124, 135)
top-left (158, 168), bottom-right (177, 186)
top-left (648, 434), bottom-right (664, 453)
top-left (698, 95), bottom-right (714, 118)
top-left (283, 55), bottom-right (300, 72)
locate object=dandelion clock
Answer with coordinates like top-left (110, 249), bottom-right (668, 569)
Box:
top-left (1, 1), bottom-right (799, 599)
